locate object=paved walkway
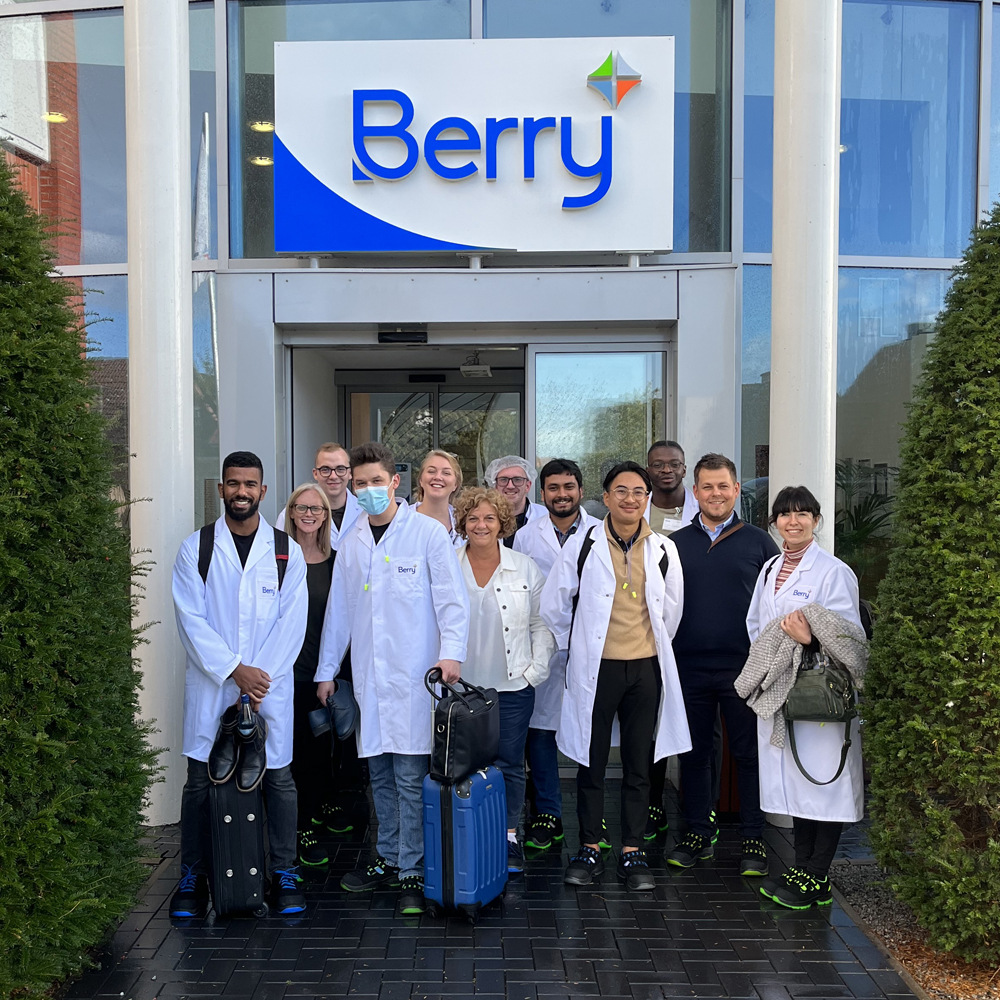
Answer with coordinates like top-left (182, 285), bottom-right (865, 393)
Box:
top-left (63, 784), bottom-right (915, 1000)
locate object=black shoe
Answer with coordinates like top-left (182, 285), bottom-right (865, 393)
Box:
top-left (564, 845), bottom-right (606, 886)
top-left (208, 704), bottom-right (240, 784)
top-left (169, 865), bottom-right (209, 918)
top-left (709, 809), bottom-right (720, 845)
top-left (525, 813), bottom-right (563, 850)
top-left (298, 829), bottom-right (328, 867)
top-left (617, 849), bottom-right (655, 890)
top-left (340, 856), bottom-right (400, 891)
top-left (760, 868), bottom-right (832, 909)
top-left (644, 804), bottom-right (669, 841)
top-left (739, 837), bottom-right (768, 877)
top-left (270, 867), bottom-right (306, 914)
top-left (508, 839), bottom-right (525, 873)
top-left (317, 802), bottom-right (354, 834)
top-left (398, 875), bottom-right (426, 914)
top-left (235, 708), bottom-right (268, 792)
top-left (666, 832), bottom-right (715, 868)
top-left (599, 819), bottom-right (612, 850)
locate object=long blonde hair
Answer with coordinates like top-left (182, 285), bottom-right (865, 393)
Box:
top-left (414, 449), bottom-right (463, 503)
top-left (284, 483), bottom-right (332, 558)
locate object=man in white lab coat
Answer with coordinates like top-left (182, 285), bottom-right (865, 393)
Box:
top-left (316, 441), bottom-right (469, 916)
top-left (171, 451), bottom-right (309, 918)
top-left (276, 441), bottom-right (361, 550)
top-left (485, 455), bottom-right (548, 549)
top-left (513, 458), bottom-right (601, 850)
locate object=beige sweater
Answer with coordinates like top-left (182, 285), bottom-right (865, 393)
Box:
top-left (602, 518), bottom-right (658, 661)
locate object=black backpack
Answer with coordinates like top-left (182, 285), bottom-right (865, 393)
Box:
top-left (198, 523), bottom-right (290, 587)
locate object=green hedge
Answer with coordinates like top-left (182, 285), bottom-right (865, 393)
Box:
top-left (865, 203), bottom-right (1000, 962)
top-left (0, 160), bottom-right (156, 997)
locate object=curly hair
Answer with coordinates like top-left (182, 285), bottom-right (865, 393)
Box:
top-left (453, 486), bottom-right (517, 540)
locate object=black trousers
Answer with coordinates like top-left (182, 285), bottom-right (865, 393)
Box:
top-left (649, 707), bottom-right (723, 809)
top-left (794, 818), bottom-right (843, 878)
top-left (577, 657), bottom-right (661, 848)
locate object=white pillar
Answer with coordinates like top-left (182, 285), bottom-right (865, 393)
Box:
top-left (769, 0), bottom-right (842, 552)
top-left (125, 0), bottom-right (193, 824)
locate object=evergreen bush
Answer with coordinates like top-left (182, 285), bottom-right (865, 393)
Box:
top-left (865, 203), bottom-right (1000, 963)
top-left (0, 160), bottom-right (156, 997)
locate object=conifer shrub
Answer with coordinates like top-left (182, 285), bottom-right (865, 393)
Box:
top-left (0, 160), bottom-right (156, 996)
top-left (865, 204), bottom-right (1000, 963)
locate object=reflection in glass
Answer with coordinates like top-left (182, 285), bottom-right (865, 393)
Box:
top-left (535, 352), bottom-right (664, 510)
top-left (1, 10), bottom-right (126, 265)
top-left (191, 1), bottom-right (218, 262)
top-left (739, 264), bottom-right (771, 527)
top-left (439, 391), bottom-right (521, 488)
top-left (486, 0), bottom-right (731, 253)
top-left (991, 4), bottom-right (1000, 209)
top-left (194, 274), bottom-right (221, 527)
top-left (228, 0), bottom-right (470, 258)
top-left (349, 391), bottom-right (433, 499)
top-left (742, 0), bottom-right (774, 253)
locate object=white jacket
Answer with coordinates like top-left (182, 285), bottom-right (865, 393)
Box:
top-left (540, 523), bottom-right (692, 765)
top-left (315, 499), bottom-right (469, 757)
top-left (457, 542), bottom-right (556, 690)
top-left (645, 487), bottom-right (701, 535)
top-left (276, 489), bottom-right (361, 551)
top-left (513, 509), bottom-right (602, 729)
top-left (172, 517), bottom-right (308, 769)
top-left (746, 541), bottom-right (864, 822)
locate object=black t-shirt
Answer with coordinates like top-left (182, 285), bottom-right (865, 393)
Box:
top-left (231, 528), bottom-right (257, 568)
top-left (331, 504), bottom-right (346, 531)
top-left (503, 508), bottom-right (529, 549)
top-left (293, 553), bottom-right (335, 683)
top-left (370, 521), bottom-right (390, 545)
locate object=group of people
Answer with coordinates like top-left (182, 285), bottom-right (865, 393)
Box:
top-left (169, 436), bottom-right (867, 918)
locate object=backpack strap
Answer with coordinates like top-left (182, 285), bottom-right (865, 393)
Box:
top-left (567, 526), bottom-right (597, 657)
top-left (762, 554), bottom-right (781, 586)
top-left (198, 524), bottom-right (214, 585)
top-left (273, 528), bottom-right (289, 590)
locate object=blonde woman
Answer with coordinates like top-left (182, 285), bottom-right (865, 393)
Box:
top-left (413, 449), bottom-right (464, 547)
top-left (453, 486), bottom-right (555, 874)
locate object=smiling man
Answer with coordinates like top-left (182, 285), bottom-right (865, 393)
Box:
top-left (484, 455), bottom-right (547, 548)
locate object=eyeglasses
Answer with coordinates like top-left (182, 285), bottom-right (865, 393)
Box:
top-left (496, 476), bottom-right (529, 488)
top-left (610, 486), bottom-right (651, 500)
top-left (292, 504), bottom-right (326, 515)
top-left (649, 460), bottom-right (685, 471)
top-left (316, 465), bottom-right (350, 478)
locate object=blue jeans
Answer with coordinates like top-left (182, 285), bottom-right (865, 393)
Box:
top-left (526, 728), bottom-right (561, 819)
top-left (367, 752), bottom-right (429, 880)
top-left (496, 686), bottom-right (536, 830)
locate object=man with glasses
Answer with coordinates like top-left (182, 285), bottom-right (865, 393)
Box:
top-left (484, 455), bottom-right (547, 548)
top-left (645, 441), bottom-right (700, 537)
top-left (277, 442), bottom-right (360, 551)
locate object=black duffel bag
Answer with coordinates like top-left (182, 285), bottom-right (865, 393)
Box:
top-left (425, 669), bottom-right (500, 784)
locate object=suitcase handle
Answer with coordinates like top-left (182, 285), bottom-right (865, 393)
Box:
top-left (424, 668), bottom-right (493, 708)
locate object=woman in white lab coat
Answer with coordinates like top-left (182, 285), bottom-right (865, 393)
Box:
top-left (745, 485), bottom-right (866, 909)
top-left (412, 449), bottom-right (464, 548)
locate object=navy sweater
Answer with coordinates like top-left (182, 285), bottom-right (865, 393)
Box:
top-left (671, 515), bottom-right (780, 666)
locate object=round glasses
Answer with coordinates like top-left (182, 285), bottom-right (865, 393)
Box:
top-left (316, 465), bottom-right (350, 478)
top-left (609, 487), bottom-right (651, 500)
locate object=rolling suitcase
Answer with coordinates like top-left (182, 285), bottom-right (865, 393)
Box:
top-left (423, 766), bottom-right (507, 920)
top-left (209, 779), bottom-right (268, 917)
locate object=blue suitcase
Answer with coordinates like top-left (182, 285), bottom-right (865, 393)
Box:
top-left (422, 766), bottom-right (507, 920)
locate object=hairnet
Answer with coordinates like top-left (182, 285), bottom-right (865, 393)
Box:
top-left (484, 455), bottom-right (535, 487)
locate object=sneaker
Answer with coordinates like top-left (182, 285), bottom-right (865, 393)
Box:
top-left (398, 875), bottom-right (426, 914)
top-left (564, 845), bottom-right (606, 886)
top-left (340, 856), bottom-right (400, 891)
top-left (298, 829), bottom-right (328, 867)
top-left (525, 813), bottom-right (563, 850)
top-left (315, 802), bottom-right (354, 834)
top-left (169, 865), bottom-right (209, 918)
top-left (739, 837), bottom-right (769, 877)
top-left (599, 818), bottom-right (612, 850)
top-left (666, 832), bottom-right (715, 868)
top-left (644, 804), bottom-right (669, 841)
top-left (617, 849), bottom-right (655, 891)
top-left (761, 869), bottom-right (833, 909)
top-left (270, 867), bottom-right (306, 914)
top-left (709, 809), bottom-right (720, 845)
top-left (507, 839), bottom-right (525, 873)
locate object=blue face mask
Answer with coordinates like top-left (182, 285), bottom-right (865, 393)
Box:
top-left (356, 485), bottom-right (392, 516)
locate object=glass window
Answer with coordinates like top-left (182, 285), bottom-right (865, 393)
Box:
top-left (486, 0), bottom-right (731, 254)
top-left (191, 1), bottom-right (217, 262)
top-left (990, 3), bottom-right (1000, 209)
top-left (740, 264), bottom-right (771, 526)
top-left (744, 0), bottom-right (979, 257)
top-left (194, 273), bottom-right (221, 526)
top-left (228, 0), bottom-right (471, 258)
top-left (439, 391), bottom-right (521, 488)
top-left (1, 10), bottom-right (127, 265)
top-left (534, 351), bottom-right (664, 509)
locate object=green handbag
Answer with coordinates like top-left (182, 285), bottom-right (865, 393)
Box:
top-left (783, 649), bottom-right (857, 785)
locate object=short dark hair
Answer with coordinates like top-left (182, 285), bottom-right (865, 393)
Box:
top-left (603, 461), bottom-right (652, 494)
top-left (648, 440), bottom-right (685, 459)
top-left (769, 485), bottom-right (822, 525)
top-left (539, 458), bottom-right (583, 490)
top-left (350, 441), bottom-right (395, 477)
top-left (693, 453), bottom-right (738, 485)
top-left (222, 450), bottom-right (263, 478)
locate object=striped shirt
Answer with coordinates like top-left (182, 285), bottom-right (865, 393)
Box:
top-left (774, 541), bottom-right (813, 592)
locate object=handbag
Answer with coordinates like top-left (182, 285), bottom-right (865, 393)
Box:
top-left (424, 669), bottom-right (500, 784)
top-left (783, 648), bottom-right (857, 786)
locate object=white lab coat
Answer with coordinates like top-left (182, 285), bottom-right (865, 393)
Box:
top-left (746, 542), bottom-right (864, 822)
top-left (411, 502), bottom-right (464, 549)
top-left (645, 487), bottom-right (700, 535)
top-left (275, 489), bottom-right (361, 551)
top-left (513, 509), bottom-right (602, 729)
top-left (315, 499), bottom-right (470, 758)
top-left (172, 517), bottom-right (308, 769)
top-left (540, 525), bottom-right (692, 765)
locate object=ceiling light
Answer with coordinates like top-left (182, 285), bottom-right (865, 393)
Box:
top-left (249, 120), bottom-right (275, 132)
top-left (249, 155), bottom-right (273, 167)
top-left (461, 351), bottom-right (492, 378)
top-left (42, 112), bottom-right (68, 124)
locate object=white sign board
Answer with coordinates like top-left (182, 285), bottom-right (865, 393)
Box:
top-left (274, 37), bottom-right (674, 254)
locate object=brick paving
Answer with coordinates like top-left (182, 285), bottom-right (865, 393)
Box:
top-left (62, 783), bottom-right (914, 1000)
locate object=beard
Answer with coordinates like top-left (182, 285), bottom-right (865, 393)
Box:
top-left (544, 496), bottom-right (581, 519)
top-left (224, 495), bottom-right (260, 522)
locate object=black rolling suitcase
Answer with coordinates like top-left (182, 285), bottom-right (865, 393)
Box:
top-left (209, 779), bottom-right (268, 916)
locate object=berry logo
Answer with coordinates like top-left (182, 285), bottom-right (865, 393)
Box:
top-left (587, 51), bottom-right (642, 110)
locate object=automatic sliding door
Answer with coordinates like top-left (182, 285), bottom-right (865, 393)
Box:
top-left (439, 390), bottom-right (521, 488)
